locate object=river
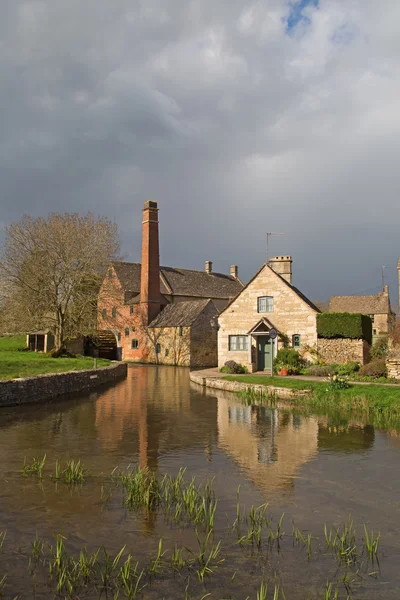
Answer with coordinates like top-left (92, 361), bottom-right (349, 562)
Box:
top-left (0, 365), bottom-right (399, 599)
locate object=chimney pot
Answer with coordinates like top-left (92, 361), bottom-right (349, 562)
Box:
top-left (230, 265), bottom-right (238, 278)
top-left (205, 261), bottom-right (213, 274)
top-left (269, 255), bottom-right (293, 284)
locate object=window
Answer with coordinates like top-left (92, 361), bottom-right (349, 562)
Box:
top-left (292, 334), bottom-right (301, 349)
top-left (156, 343), bottom-right (161, 354)
top-left (117, 332), bottom-right (121, 342)
top-left (131, 339), bottom-right (138, 349)
top-left (229, 335), bottom-right (248, 351)
top-left (108, 269), bottom-right (113, 280)
top-left (102, 308), bottom-right (106, 319)
top-left (370, 314), bottom-right (375, 323)
top-left (130, 305), bottom-right (134, 315)
top-left (179, 326), bottom-right (183, 336)
top-left (112, 307), bottom-right (116, 319)
top-left (165, 348), bottom-right (169, 357)
top-left (125, 328), bottom-right (130, 337)
top-left (258, 296), bottom-right (274, 313)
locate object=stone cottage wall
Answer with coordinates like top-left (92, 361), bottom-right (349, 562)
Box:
top-left (317, 339), bottom-right (370, 365)
top-left (190, 303), bottom-right (218, 369)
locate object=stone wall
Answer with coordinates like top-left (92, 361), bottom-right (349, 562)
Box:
top-left (189, 372), bottom-right (311, 399)
top-left (386, 358), bottom-right (400, 380)
top-left (0, 363), bottom-right (127, 408)
top-left (190, 302), bottom-right (218, 368)
top-left (317, 338), bottom-right (370, 365)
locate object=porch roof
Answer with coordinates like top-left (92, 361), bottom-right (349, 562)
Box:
top-left (247, 318), bottom-right (276, 335)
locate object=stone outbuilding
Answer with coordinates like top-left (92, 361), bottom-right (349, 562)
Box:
top-left (329, 287), bottom-right (395, 338)
top-left (97, 201), bottom-right (243, 363)
top-left (218, 258), bottom-right (320, 373)
top-left (147, 299), bottom-right (218, 367)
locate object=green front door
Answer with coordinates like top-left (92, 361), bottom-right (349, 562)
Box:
top-left (257, 336), bottom-right (273, 372)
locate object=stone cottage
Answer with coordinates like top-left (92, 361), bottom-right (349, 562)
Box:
top-left (97, 201), bottom-right (243, 363)
top-left (329, 286), bottom-right (395, 338)
top-left (218, 257), bottom-right (320, 373)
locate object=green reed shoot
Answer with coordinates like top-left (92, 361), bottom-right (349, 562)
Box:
top-left (21, 455), bottom-right (46, 479)
top-left (62, 459), bottom-right (85, 484)
top-left (0, 532), bottom-right (6, 553)
top-left (0, 575), bottom-right (6, 596)
top-left (149, 538), bottom-right (166, 577)
top-left (364, 525), bottom-right (380, 561)
top-left (323, 582), bottom-right (339, 600)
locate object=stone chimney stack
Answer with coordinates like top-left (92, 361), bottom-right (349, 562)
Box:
top-left (269, 256), bottom-right (293, 284)
top-left (205, 261), bottom-right (213, 274)
top-left (230, 265), bottom-right (238, 279)
top-left (140, 200), bottom-right (161, 324)
top-left (383, 284), bottom-right (389, 294)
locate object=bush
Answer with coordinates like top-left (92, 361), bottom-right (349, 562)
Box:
top-left (370, 336), bottom-right (388, 361)
top-left (317, 313), bottom-right (373, 345)
top-left (307, 365), bottom-right (332, 377)
top-left (358, 359), bottom-right (387, 379)
top-left (331, 361), bottom-right (360, 376)
top-left (222, 360), bottom-right (248, 374)
top-left (274, 348), bottom-right (304, 374)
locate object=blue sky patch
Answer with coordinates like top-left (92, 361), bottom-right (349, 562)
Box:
top-left (286, 0), bottom-right (319, 33)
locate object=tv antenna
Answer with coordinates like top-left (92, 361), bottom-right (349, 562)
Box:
top-left (266, 232), bottom-right (284, 264)
top-left (382, 265), bottom-right (386, 290)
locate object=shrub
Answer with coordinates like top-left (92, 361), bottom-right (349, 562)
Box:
top-left (222, 360), bottom-right (248, 374)
top-left (274, 348), bottom-right (304, 374)
top-left (370, 336), bottom-right (388, 361)
top-left (332, 361), bottom-right (360, 376)
top-left (307, 365), bottom-right (332, 377)
top-left (358, 359), bottom-right (387, 379)
top-left (317, 313), bottom-right (372, 345)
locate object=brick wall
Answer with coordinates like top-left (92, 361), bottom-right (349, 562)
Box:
top-left (317, 338), bottom-right (370, 365)
top-left (0, 363), bottom-right (127, 408)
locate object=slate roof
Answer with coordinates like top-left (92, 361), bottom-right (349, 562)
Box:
top-left (111, 261), bottom-right (243, 301)
top-left (148, 299), bottom-right (216, 328)
top-left (329, 293), bottom-right (391, 315)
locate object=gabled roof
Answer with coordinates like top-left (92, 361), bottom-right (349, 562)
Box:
top-left (110, 261), bottom-right (243, 301)
top-left (148, 299), bottom-right (217, 328)
top-left (219, 263), bottom-right (320, 315)
top-left (329, 293), bottom-right (392, 315)
top-left (247, 318), bottom-right (275, 335)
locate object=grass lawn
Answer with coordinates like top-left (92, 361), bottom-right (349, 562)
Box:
top-left (0, 335), bottom-right (111, 381)
top-left (225, 374), bottom-right (400, 424)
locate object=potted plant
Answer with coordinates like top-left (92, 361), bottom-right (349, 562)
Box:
top-left (278, 365), bottom-right (288, 376)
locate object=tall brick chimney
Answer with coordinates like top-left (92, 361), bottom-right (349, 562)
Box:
top-left (140, 201), bottom-right (162, 324)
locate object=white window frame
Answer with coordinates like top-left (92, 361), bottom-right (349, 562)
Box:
top-left (229, 335), bottom-right (249, 351)
top-left (258, 296), bottom-right (274, 313)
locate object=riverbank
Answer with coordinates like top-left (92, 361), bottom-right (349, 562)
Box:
top-left (0, 335), bottom-right (111, 380)
top-left (0, 362), bottom-right (127, 407)
top-left (190, 370), bottom-right (400, 425)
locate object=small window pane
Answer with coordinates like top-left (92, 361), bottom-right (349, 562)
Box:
top-left (125, 328), bottom-right (130, 337)
top-left (131, 339), bottom-right (138, 349)
top-left (156, 343), bottom-right (161, 354)
top-left (130, 306), bottom-right (134, 315)
top-left (102, 308), bottom-right (106, 319)
top-left (258, 296), bottom-right (273, 313)
top-left (112, 307), bottom-right (116, 318)
top-left (229, 335), bottom-right (248, 351)
top-left (292, 334), bottom-right (301, 349)
top-left (117, 332), bottom-right (121, 342)
top-left (165, 348), bottom-right (169, 356)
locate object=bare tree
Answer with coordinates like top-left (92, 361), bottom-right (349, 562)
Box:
top-left (0, 213), bottom-right (120, 351)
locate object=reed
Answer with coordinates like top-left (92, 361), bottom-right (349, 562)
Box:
top-left (21, 455), bottom-right (46, 479)
top-left (62, 459), bottom-right (85, 484)
top-left (363, 525), bottom-right (380, 562)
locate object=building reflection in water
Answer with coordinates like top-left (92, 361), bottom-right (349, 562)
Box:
top-left (216, 390), bottom-right (319, 496)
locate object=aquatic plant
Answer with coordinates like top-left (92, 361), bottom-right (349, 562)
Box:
top-left (21, 455), bottom-right (46, 479)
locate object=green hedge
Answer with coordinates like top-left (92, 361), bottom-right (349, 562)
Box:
top-left (317, 313), bottom-right (372, 345)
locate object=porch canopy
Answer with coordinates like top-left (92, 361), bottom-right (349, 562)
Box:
top-left (246, 318), bottom-right (278, 363)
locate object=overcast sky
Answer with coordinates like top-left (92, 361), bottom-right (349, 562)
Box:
top-left (1, 0), bottom-right (400, 304)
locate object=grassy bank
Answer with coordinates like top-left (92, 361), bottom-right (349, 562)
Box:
top-left (0, 335), bottom-right (110, 381)
top-left (225, 375), bottom-right (400, 426)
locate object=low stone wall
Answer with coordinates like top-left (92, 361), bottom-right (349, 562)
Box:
top-left (189, 372), bottom-right (311, 399)
top-left (387, 358), bottom-right (400, 381)
top-left (0, 363), bottom-right (127, 408)
top-left (317, 338), bottom-right (370, 365)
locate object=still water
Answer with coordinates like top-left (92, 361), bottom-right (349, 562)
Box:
top-left (0, 365), bottom-right (399, 599)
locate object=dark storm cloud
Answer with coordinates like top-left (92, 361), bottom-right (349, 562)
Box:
top-left (1, 0), bottom-right (400, 303)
